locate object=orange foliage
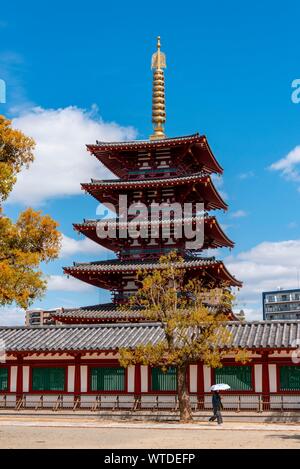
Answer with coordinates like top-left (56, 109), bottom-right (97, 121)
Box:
top-left (0, 115), bottom-right (61, 308)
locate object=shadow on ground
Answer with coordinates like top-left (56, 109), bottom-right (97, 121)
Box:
top-left (267, 434), bottom-right (300, 442)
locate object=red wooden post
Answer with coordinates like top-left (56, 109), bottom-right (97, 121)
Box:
top-left (261, 352), bottom-right (270, 410)
top-left (134, 364), bottom-right (141, 395)
top-left (197, 362), bottom-right (204, 409)
top-left (74, 355), bottom-right (81, 399)
top-left (16, 355), bottom-right (23, 399)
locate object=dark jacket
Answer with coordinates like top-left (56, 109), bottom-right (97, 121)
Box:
top-left (212, 393), bottom-right (222, 411)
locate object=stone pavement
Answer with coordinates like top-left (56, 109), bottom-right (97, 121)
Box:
top-left (0, 417), bottom-right (300, 432)
top-left (0, 418), bottom-right (300, 448)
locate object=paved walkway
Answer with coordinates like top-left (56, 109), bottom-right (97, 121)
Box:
top-left (0, 417), bottom-right (300, 431)
top-left (0, 418), bottom-right (300, 448)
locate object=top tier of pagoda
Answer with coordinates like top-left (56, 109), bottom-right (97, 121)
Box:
top-left (86, 133), bottom-right (223, 180)
top-left (62, 37), bottom-right (241, 323)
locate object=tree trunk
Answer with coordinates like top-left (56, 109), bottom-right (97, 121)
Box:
top-left (177, 364), bottom-right (192, 422)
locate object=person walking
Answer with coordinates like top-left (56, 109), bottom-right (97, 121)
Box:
top-left (209, 391), bottom-right (223, 425)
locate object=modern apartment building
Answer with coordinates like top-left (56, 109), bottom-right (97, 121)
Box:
top-left (25, 309), bottom-right (61, 327)
top-left (263, 288), bottom-right (300, 320)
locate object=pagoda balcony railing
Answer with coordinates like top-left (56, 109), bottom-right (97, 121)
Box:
top-left (112, 292), bottom-right (132, 303)
top-left (120, 247), bottom-right (186, 257)
top-left (3, 393), bottom-right (300, 414)
top-left (128, 167), bottom-right (177, 176)
top-left (88, 213), bottom-right (208, 226)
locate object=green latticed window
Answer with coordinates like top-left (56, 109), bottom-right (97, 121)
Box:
top-left (90, 367), bottom-right (125, 392)
top-left (152, 367), bottom-right (177, 391)
top-left (280, 366), bottom-right (300, 391)
top-left (32, 367), bottom-right (65, 391)
top-left (215, 366), bottom-right (252, 391)
top-left (0, 368), bottom-right (8, 391)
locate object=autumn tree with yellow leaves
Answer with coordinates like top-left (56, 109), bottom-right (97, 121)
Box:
top-left (0, 115), bottom-right (61, 309)
top-left (119, 252), bottom-right (249, 422)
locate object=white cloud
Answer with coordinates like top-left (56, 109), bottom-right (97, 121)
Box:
top-left (0, 306), bottom-right (25, 326)
top-left (288, 222), bottom-right (298, 229)
top-left (60, 233), bottom-right (109, 258)
top-left (8, 106), bottom-right (137, 205)
top-left (233, 307), bottom-right (262, 322)
top-left (220, 223), bottom-right (232, 232)
top-left (226, 239), bottom-right (300, 319)
top-left (232, 240), bottom-right (300, 266)
top-left (270, 146), bottom-right (300, 182)
top-left (46, 275), bottom-right (94, 292)
top-left (230, 210), bottom-right (247, 219)
top-left (0, 51), bottom-right (34, 112)
top-left (211, 175), bottom-right (228, 201)
top-left (238, 171), bottom-right (255, 180)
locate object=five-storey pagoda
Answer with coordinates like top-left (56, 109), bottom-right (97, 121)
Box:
top-left (59, 37), bottom-right (241, 325)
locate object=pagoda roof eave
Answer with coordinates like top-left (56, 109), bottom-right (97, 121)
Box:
top-left (63, 257), bottom-right (242, 288)
top-left (51, 302), bottom-right (231, 324)
top-left (88, 171), bottom-right (207, 188)
top-left (81, 173), bottom-right (228, 211)
top-left (199, 139), bottom-right (223, 175)
top-left (207, 216), bottom-right (234, 248)
top-left (87, 133), bottom-right (201, 152)
top-left (87, 133), bottom-right (223, 177)
top-left (73, 215), bottom-right (234, 250)
top-left (65, 256), bottom-right (219, 271)
top-left (52, 303), bottom-right (145, 324)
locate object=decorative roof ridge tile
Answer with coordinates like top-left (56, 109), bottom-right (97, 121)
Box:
top-left (62, 302), bottom-right (117, 311)
top-left (3, 320), bottom-right (300, 332)
top-left (88, 171), bottom-right (207, 187)
top-left (76, 214), bottom-right (211, 227)
top-left (69, 256), bottom-right (217, 269)
top-left (91, 133), bottom-right (201, 147)
top-left (0, 322), bottom-right (163, 331)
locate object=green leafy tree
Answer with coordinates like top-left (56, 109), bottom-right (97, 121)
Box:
top-left (119, 252), bottom-right (249, 422)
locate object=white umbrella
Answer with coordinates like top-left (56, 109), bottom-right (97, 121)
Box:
top-left (210, 383), bottom-right (231, 391)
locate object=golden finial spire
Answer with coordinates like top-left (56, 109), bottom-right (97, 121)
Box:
top-left (150, 36), bottom-right (166, 140)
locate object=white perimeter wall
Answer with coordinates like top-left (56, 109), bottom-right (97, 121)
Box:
top-left (189, 365), bottom-right (197, 393)
top-left (10, 366), bottom-right (17, 392)
top-left (23, 366), bottom-right (29, 392)
top-left (203, 366), bottom-right (211, 392)
top-left (141, 366), bottom-right (148, 392)
top-left (68, 366), bottom-right (75, 393)
top-left (269, 364), bottom-right (277, 392)
top-left (2, 361), bottom-right (283, 394)
top-left (254, 364), bottom-right (262, 392)
top-left (127, 366), bottom-right (135, 392)
top-left (80, 366), bottom-right (88, 393)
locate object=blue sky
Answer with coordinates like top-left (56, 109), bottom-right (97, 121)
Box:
top-left (1, 0), bottom-right (300, 323)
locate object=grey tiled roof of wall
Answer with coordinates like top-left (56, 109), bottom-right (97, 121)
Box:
top-left (1, 321), bottom-right (300, 352)
top-left (55, 304), bottom-right (143, 319)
